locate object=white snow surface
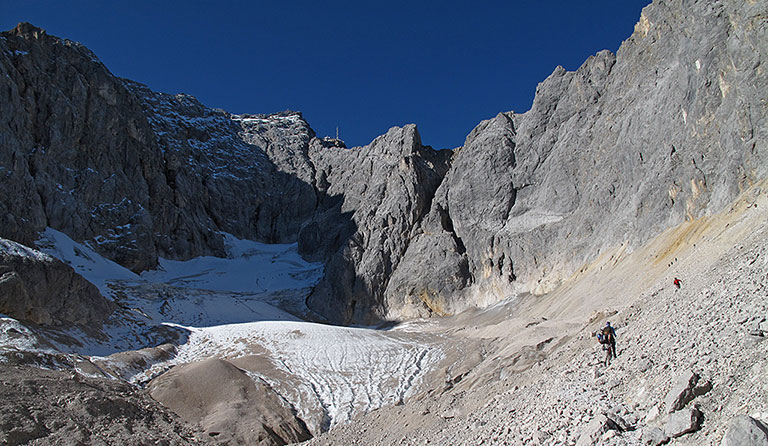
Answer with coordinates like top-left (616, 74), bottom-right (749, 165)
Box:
top-left (157, 320), bottom-right (443, 431)
top-left (36, 228), bottom-right (139, 298)
top-left (23, 228), bottom-right (443, 431)
top-left (143, 234), bottom-right (320, 295)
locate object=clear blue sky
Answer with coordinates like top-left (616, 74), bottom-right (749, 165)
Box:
top-left (1, 1), bottom-right (650, 149)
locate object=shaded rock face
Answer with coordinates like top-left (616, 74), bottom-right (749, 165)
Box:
top-left (124, 82), bottom-right (320, 256)
top-left (0, 23), bottom-right (320, 273)
top-left (0, 237), bottom-right (114, 326)
top-left (392, 0), bottom-right (768, 315)
top-left (0, 23), bottom-right (172, 271)
top-left (301, 126), bottom-right (451, 323)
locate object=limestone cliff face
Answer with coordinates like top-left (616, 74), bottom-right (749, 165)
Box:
top-left (300, 126), bottom-right (451, 324)
top-left (389, 0), bottom-right (768, 316)
top-left (124, 81), bottom-right (320, 256)
top-left (0, 23), bottom-right (321, 273)
top-left (0, 23), bottom-right (172, 271)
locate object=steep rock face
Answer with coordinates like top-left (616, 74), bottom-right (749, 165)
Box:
top-left (391, 0), bottom-right (768, 315)
top-left (0, 23), bottom-right (172, 271)
top-left (0, 237), bottom-right (114, 326)
top-left (0, 23), bottom-right (321, 273)
top-left (386, 113), bottom-right (518, 317)
top-left (125, 82), bottom-right (320, 255)
top-left (301, 125), bottom-right (451, 323)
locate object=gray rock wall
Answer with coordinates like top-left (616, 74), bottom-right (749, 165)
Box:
top-left (0, 23), bottom-right (322, 274)
top-left (125, 82), bottom-right (320, 256)
top-left (0, 23), bottom-right (172, 271)
top-left (388, 0), bottom-right (768, 317)
top-left (302, 125), bottom-right (451, 323)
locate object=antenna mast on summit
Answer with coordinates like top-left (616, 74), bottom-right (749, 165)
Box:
top-left (336, 126), bottom-right (339, 140)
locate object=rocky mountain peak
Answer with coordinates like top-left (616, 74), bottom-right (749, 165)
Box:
top-left (9, 22), bottom-right (46, 40)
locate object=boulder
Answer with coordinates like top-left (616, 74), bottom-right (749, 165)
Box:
top-left (576, 414), bottom-right (622, 446)
top-left (664, 370), bottom-right (711, 413)
top-left (664, 406), bottom-right (703, 439)
top-left (640, 426), bottom-right (669, 446)
top-left (606, 410), bottom-right (635, 432)
top-left (720, 415), bottom-right (768, 446)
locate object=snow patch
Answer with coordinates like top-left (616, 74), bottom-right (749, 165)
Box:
top-left (0, 237), bottom-right (55, 264)
top-left (36, 228), bottom-right (138, 299)
top-left (0, 316), bottom-right (58, 356)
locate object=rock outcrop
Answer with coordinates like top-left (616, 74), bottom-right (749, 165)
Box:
top-left (0, 237), bottom-right (114, 326)
top-left (300, 125), bottom-right (450, 323)
top-left (663, 370), bottom-right (711, 413)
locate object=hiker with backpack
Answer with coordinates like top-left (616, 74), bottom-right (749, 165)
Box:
top-left (602, 322), bottom-right (617, 361)
top-left (594, 321), bottom-right (618, 366)
top-left (595, 331), bottom-right (612, 366)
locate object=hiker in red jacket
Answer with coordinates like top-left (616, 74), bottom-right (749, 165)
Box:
top-left (673, 277), bottom-right (681, 289)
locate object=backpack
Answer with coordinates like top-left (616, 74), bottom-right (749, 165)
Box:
top-left (602, 326), bottom-right (614, 343)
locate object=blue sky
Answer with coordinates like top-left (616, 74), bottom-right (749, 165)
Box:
top-left (1, 1), bottom-right (650, 149)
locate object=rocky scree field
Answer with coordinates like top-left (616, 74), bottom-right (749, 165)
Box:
top-left (302, 181), bottom-right (768, 446)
